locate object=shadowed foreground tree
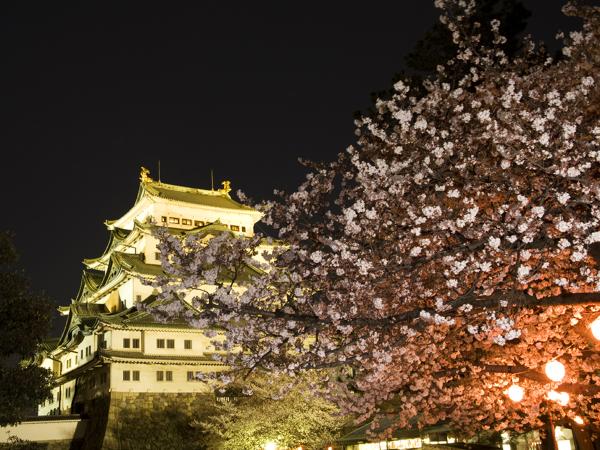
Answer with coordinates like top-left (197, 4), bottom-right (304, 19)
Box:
top-left (150, 0), bottom-right (600, 436)
top-left (0, 231), bottom-right (53, 425)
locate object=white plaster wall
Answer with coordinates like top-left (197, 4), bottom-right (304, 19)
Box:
top-left (109, 363), bottom-right (216, 393)
top-left (133, 277), bottom-right (155, 301)
top-left (141, 234), bottom-right (161, 264)
top-left (154, 202), bottom-right (257, 236)
top-left (37, 386), bottom-right (61, 416)
top-left (142, 329), bottom-right (215, 356)
top-left (60, 380), bottom-right (76, 414)
top-left (111, 329), bottom-right (143, 352)
top-left (102, 330), bottom-right (113, 350)
top-left (117, 279), bottom-right (135, 309)
top-left (0, 418), bottom-right (86, 443)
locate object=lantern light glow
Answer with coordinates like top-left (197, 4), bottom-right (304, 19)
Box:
top-left (545, 360), bottom-right (566, 382)
top-left (507, 384), bottom-right (524, 402)
top-left (591, 317), bottom-right (600, 340)
top-left (574, 416), bottom-right (584, 425)
top-left (547, 390), bottom-right (570, 406)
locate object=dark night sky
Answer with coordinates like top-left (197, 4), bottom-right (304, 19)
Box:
top-left (0, 1), bottom-right (579, 335)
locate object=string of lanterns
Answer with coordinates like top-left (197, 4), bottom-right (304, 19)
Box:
top-left (503, 316), bottom-right (600, 424)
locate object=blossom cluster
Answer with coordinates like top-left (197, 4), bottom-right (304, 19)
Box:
top-left (152, 0), bottom-right (600, 435)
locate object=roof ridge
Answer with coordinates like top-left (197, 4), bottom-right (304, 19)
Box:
top-left (144, 180), bottom-right (229, 198)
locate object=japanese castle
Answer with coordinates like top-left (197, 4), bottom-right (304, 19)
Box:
top-left (37, 168), bottom-right (262, 417)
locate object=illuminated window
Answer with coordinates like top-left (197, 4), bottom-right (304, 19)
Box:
top-left (157, 339), bottom-right (165, 349)
top-left (156, 371), bottom-right (164, 382)
top-left (194, 220), bottom-right (204, 227)
top-left (123, 370), bottom-right (131, 381)
top-left (166, 371), bottom-right (173, 382)
top-left (168, 217), bottom-right (180, 224)
top-left (132, 370), bottom-right (140, 381)
top-left (182, 218), bottom-right (192, 225)
top-left (184, 340), bottom-right (192, 350)
top-left (132, 338), bottom-right (140, 349)
top-left (66, 359), bottom-right (71, 368)
top-left (161, 216), bottom-right (167, 223)
top-left (230, 225), bottom-right (240, 232)
top-left (123, 338), bottom-right (130, 348)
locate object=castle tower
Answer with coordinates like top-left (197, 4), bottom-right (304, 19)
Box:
top-left (37, 169), bottom-right (262, 421)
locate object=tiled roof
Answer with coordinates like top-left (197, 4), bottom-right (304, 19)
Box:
top-left (144, 181), bottom-right (255, 211)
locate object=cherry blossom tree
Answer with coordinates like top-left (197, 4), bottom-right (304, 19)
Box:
top-left (151, 0), bottom-right (600, 435)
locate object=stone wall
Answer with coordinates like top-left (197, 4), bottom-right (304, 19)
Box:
top-left (99, 392), bottom-right (212, 450)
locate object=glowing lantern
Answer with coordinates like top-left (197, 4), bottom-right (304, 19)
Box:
top-left (574, 416), bottom-right (584, 425)
top-left (506, 384), bottom-right (524, 402)
top-left (264, 442), bottom-right (277, 450)
top-left (545, 360), bottom-right (565, 382)
top-left (547, 390), bottom-right (570, 406)
top-left (591, 317), bottom-right (600, 340)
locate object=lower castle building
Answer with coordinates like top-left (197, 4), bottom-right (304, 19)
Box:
top-left (35, 169), bottom-right (262, 448)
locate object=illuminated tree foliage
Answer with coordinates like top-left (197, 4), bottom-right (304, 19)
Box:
top-left (192, 373), bottom-right (345, 450)
top-left (152, 0), bottom-right (600, 435)
top-left (0, 231), bottom-right (53, 425)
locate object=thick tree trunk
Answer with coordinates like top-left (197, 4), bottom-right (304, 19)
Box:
top-left (541, 417), bottom-right (558, 450)
top-left (572, 425), bottom-right (594, 450)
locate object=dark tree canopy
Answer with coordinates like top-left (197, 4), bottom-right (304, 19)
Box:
top-left (405, 0), bottom-right (531, 76)
top-left (0, 231), bottom-right (53, 425)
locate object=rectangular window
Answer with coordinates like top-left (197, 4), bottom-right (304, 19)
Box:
top-left (66, 387), bottom-right (71, 398)
top-left (181, 218), bottom-right (192, 225)
top-left (194, 220), bottom-right (204, 227)
top-left (80, 349), bottom-right (84, 359)
top-left (187, 371), bottom-right (194, 381)
top-left (157, 339), bottom-right (165, 349)
top-left (155, 252), bottom-right (161, 261)
top-left (166, 371), bottom-right (173, 382)
top-left (67, 359), bottom-right (71, 368)
top-left (242, 226), bottom-right (246, 232)
top-left (167, 339), bottom-right (175, 349)
top-left (161, 216), bottom-right (167, 223)
top-left (123, 370), bottom-right (130, 381)
top-left (168, 217), bottom-right (180, 224)
top-left (132, 338), bottom-right (140, 349)
top-left (136, 294), bottom-right (142, 302)
top-left (230, 225), bottom-right (240, 232)
top-left (184, 340), bottom-right (192, 350)
top-left (123, 338), bottom-right (131, 348)
top-left (132, 370), bottom-right (140, 381)
top-left (156, 371), bottom-right (164, 382)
